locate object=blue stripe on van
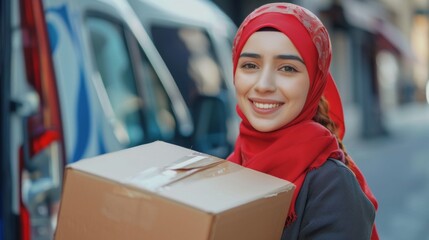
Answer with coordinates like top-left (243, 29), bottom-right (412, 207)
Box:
top-left (72, 71), bottom-right (91, 162)
top-left (47, 21), bottom-right (58, 52)
top-left (46, 5), bottom-right (93, 162)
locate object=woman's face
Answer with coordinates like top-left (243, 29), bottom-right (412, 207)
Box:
top-left (235, 31), bottom-right (310, 132)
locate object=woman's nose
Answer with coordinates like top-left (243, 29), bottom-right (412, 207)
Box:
top-left (254, 68), bottom-right (276, 93)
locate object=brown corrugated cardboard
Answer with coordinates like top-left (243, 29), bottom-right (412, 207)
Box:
top-left (55, 141), bottom-right (295, 240)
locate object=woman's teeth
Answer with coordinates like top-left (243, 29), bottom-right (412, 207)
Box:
top-left (253, 102), bottom-right (281, 109)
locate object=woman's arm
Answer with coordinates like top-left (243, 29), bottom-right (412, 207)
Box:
top-left (282, 159), bottom-right (375, 240)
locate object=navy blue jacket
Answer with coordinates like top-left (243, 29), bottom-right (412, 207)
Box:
top-left (281, 159), bottom-right (376, 240)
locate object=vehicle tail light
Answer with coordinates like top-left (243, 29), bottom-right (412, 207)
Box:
top-left (20, 0), bottom-right (65, 238)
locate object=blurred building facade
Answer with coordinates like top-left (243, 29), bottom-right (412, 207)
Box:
top-left (212, 0), bottom-right (428, 138)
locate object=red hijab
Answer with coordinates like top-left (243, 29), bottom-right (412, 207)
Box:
top-left (227, 3), bottom-right (378, 239)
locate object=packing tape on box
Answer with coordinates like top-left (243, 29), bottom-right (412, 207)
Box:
top-left (123, 153), bottom-right (224, 191)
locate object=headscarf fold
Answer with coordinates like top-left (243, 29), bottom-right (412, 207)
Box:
top-left (227, 3), bottom-right (378, 239)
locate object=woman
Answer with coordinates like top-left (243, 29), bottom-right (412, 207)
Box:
top-left (227, 3), bottom-right (379, 239)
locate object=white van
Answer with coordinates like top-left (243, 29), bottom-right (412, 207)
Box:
top-left (0, 0), bottom-right (236, 239)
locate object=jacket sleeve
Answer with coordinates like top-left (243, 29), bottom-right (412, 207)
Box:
top-left (285, 160), bottom-right (376, 240)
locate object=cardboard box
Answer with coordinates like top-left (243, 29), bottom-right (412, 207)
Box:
top-left (55, 141), bottom-right (295, 240)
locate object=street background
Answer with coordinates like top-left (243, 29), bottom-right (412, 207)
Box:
top-left (344, 103), bottom-right (429, 239)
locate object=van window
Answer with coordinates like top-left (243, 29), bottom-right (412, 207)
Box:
top-left (86, 17), bottom-right (145, 147)
top-left (150, 26), bottom-right (226, 107)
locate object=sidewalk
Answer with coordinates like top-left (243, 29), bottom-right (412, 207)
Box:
top-left (343, 103), bottom-right (429, 240)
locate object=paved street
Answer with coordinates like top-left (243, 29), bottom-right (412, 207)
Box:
top-left (343, 103), bottom-right (429, 240)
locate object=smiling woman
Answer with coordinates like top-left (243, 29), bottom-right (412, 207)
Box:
top-left (227, 3), bottom-right (379, 240)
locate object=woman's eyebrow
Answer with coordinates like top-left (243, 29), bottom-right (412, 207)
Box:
top-left (239, 52), bottom-right (305, 65)
top-left (275, 54), bottom-right (305, 64)
top-left (239, 52), bottom-right (261, 59)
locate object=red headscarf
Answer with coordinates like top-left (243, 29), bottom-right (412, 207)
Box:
top-left (227, 3), bottom-right (378, 239)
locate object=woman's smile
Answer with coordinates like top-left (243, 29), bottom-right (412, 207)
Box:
top-left (250, 98), bottom-right (283, 113)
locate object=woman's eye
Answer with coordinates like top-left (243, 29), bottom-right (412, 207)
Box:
top-left (241, 63), bottom-right (258, 69)
top-left (280, 66), bottom-right (298, 72)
